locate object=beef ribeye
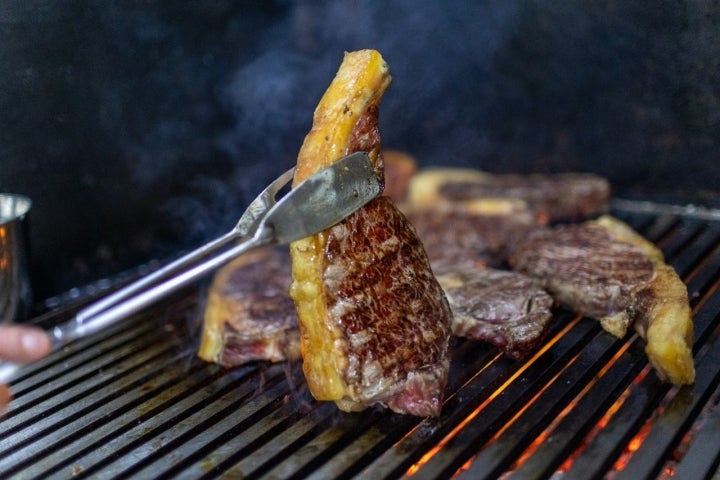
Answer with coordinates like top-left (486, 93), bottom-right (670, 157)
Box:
top-left (289, 50), bottom-right (453, 416)
top-left (198, 246), bottom-right (299, 366)
top-left (510, 215), bottom-right (695, 384)
top-left (407, 168), bottom-right (610, 223)
top-left (437, 267), bottom-right (554, 360)
top-left (402, 199), bottom-right (536, 272)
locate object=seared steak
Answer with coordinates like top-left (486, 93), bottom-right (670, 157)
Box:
top-left (316, 195), bottom-right (453, 415)
top-left (201, 260), bottom-right (553, 366)
top-left (510, 215), bottom-right (695, 384)
top-left (289, 50), bottom-right (452, 416)
top-left (402, 199), bottom-right (536, 272)
top-left (509, 216), bottom-right (660, 338)
top-left (437, 267), bottom-right (554, 360)
top-left (407, 168), bottom-right (610, 223)
top-left (198, 246), bottom-right (299, 366)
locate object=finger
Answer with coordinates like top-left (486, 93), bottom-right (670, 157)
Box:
top-left (0, 326), bottom-right (52, 362)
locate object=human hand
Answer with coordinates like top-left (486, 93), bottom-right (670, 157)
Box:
top-left (0, 325), bottom-right (52, 415)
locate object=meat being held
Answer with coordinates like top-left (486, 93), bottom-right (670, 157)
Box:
top-left (510, 215), bottom-right (695, 384)
top-left (288, 50), bottom-right (453, 416)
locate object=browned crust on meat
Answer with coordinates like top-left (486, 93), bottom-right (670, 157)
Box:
top-left (438, 267), bottom-right (553, 360)
top-left (199, 246), bottom-right (298, 366)
top-left (510, 215), bottom-right (695, 384)
top-left (289, 50), bottom-right (453, 415)
top-left (511, 220), bottom-right (656, 337)
top-left (323, 196), bottom-right (452, 414)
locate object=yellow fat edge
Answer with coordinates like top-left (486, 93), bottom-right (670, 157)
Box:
top-left (289, 50), bottom-right (391, 401)
top-left (643, 265), bottom-right (695, 384)
top-left (407, 168), bottom-right (489, 208)
top-left (593, 215), bottom-right (665, 262)
top-left (198, 281), bottom-right (230, 363)
top-left (597, 217), bottom-right (694, 384)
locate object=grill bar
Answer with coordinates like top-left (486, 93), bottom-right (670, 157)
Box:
top-left (672, 383), bottom-right (720, 479)
top-left (618, 339), bottom-right (720, 480)
top-left (1, 200), bottom-right (720, 479)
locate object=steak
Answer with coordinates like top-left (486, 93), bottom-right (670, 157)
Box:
top-left (407, 168), bottom-right (610, 223)
top-left (402, 199), bottom-right (536, 272)
top-left (437, 267), bottom-right (554, 360)
top-left (510, 215), bottom-right (695, 384)
top-left (317, 195), bottom-right (453, 415)
top-left (198, 246), bottom-right (299, 366)
top-left (201, 258), bottom-right (553, 366)
top-left (288, 50), bottom-right (452, 416)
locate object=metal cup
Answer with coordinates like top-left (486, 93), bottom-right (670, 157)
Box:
top-left (0, 194), bottom-right (32, 324)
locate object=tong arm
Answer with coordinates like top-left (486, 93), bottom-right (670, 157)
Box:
top-left (0, 152), bottom-right (380, 385)
top-left (0, 233), bottom-right (268, 385)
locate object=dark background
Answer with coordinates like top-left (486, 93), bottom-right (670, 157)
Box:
top-left (1, 0), bottom-right (718, 301)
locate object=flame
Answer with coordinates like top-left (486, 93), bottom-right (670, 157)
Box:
top-left (540, 338), bottom-right (641, 473)
top-left (405, 277), bottom-right (712, 478)
top-left (406, 314), bottom-right (583, 476)
top-left (404, 354), bottom-right (507, 476)
top-left (613, 420), bottom-right (654, 471)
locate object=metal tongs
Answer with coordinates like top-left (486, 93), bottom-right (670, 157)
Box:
top-left (0, 152), bottom-right (381, 384)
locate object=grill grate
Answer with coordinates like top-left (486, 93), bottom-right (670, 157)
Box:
top-left (2, 199), bottom-right (720, 479)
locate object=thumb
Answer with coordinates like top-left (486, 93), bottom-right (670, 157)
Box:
top-left (0, 326), bottom-right (52, 362)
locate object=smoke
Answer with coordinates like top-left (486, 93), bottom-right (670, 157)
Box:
top-left (2, 0), bottom-right (719, 297)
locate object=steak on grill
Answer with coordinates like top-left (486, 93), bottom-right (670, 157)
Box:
top-left (407, 167), bottom-right (610, 223)
top-left (510, 215), bottom-right (695, 384)
top-left (402, 199), bottom-right (536, 272)
top-left (437, 266), bottom-right (554, 360)
top-left (200, 260), bottom-right (555, 366)
top-left (198, 246), bottom-right (299, 366)
top-left (289, 50), bottom-right (453, 416)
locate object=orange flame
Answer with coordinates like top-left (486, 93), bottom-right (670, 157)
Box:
top-left (545, 339), bottom-right (641, 473)
top-left (406, 314), bottom-right (584, 476)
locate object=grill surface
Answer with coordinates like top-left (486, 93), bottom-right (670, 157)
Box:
top-left (2, 199), bottom-right (720, 479)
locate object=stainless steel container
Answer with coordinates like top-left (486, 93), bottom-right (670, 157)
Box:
top-left (0, 194), bottom-right (32, 324)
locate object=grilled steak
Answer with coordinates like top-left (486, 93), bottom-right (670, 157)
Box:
top-left (402, 199), bottom-right (536, 272)
top-left (510, 215), bottom-right (695, 384)
top-left (289, 50), bottom-right (452, 416)
top-left (201, 260), bottom-right (553, 365)
top-left (317, 195), bottom-right (453, 415)
top-left (407, 168), bottom-right (610, 223)
top-left (437, 267), bottom-right (554, 360)
top-left (198, 246), bottom-right (300, 366)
